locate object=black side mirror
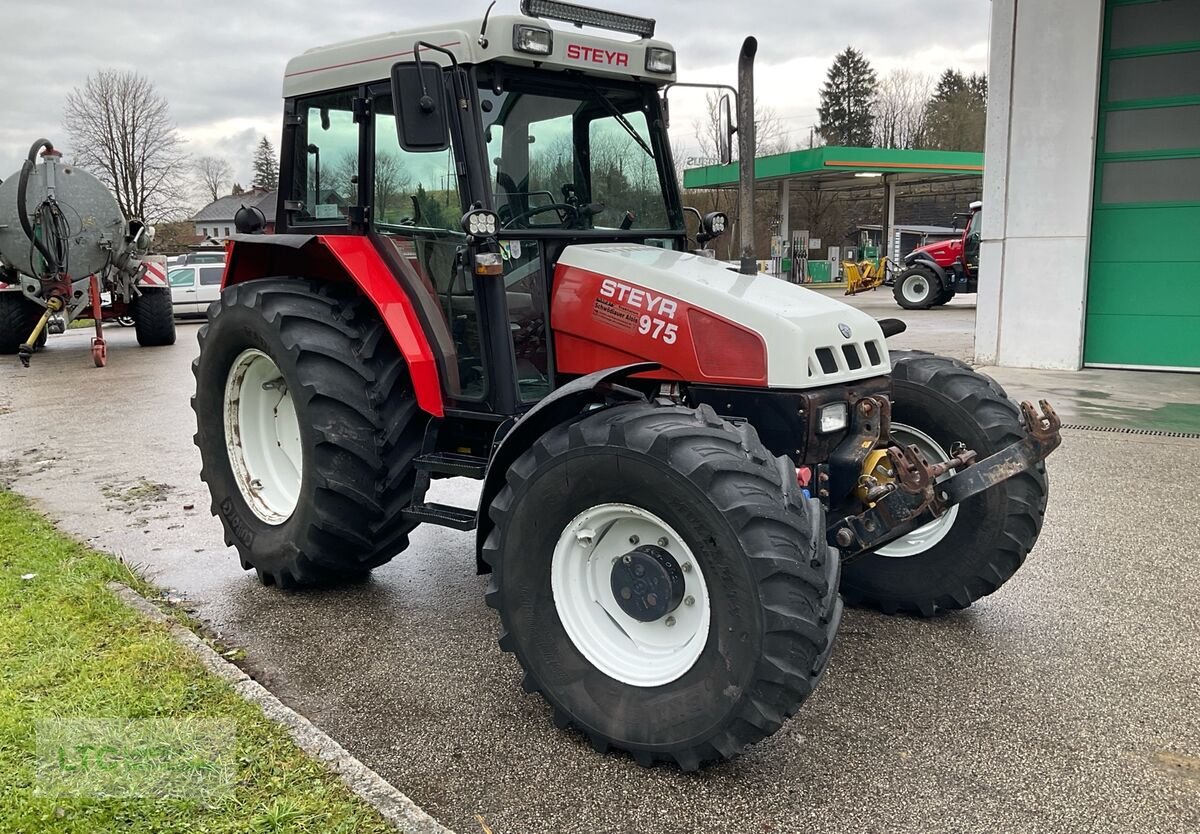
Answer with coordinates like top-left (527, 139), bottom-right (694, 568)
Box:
top-left (717, 95), bottom-right (734, 166)
top-left (390, 60), bottom-right (450, 151)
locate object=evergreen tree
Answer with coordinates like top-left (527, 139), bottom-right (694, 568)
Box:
top-left (251, 137), bottom-right (278, 190)
top-left (817, 47), bottom-right (877, 147)
top-left (921, 70), bottom-right (988, 151)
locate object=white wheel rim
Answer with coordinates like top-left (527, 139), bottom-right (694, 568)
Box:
top-left (902, 274), bottom-right (930, 304)
top-left (876, 423), bottom-right (960, 558)
top-left (551, 503), bottom-right (710, 688)
top-left (224, 349), bottom-right (303, 525)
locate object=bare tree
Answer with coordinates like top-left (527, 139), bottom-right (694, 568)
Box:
top-left (63, 69), bottom-right (190, 222)
top-left (374, 152), bottom-right (412, 222)
top-left (872, 70), bottom-right (933, 149)
top-left (195, 156), bottom-right (232, 203)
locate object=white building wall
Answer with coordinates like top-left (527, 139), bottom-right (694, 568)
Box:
top-left (976, 0), bottom-right (1105, 370)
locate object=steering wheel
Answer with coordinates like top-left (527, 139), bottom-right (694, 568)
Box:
top-left (502, 202), bottom-right (578, 229)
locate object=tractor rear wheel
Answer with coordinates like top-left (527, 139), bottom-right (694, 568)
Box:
top-left (192, 278), bottom-right (426, 587)
top-left (839, 350), bottom-right (1049, 616)
top-left (483, 402), bottom-right (842, 770)
top-left (131, 287), bottom-right (177, 346)
top-left (0, 293), bottom-right (46, 354)
top-left (893, 266), bottom-right (942, 310)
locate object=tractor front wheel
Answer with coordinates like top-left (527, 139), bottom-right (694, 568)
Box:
top-left (839, 350), bottom-right (1049, 616)
top-left (893, 266), bottom-right (942, 310)
top-left (483, 402), bottom-right (842, 770)
top-left (192, 278), bottom-right (426, 587)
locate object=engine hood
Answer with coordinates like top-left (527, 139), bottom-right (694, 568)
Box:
top-left (555, 243), bottom-right (890, 389)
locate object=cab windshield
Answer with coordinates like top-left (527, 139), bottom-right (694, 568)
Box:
top-left (476, 68), bottom-right (679, 233)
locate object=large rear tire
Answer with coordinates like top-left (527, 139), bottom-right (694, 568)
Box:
top-left (483, 402), bottom-right (842, 770)
top-left (893, 266), bottom-right (942, 310)
top-left (839, 351), bottom-right (1049, 616)
top-left (0, 293), bottom-right (45, 354)
top-left (131, 287), bottom-right (177, 346)
top-left (192, 278), bottom-right (426, 587)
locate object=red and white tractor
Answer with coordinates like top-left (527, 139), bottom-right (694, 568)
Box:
top-left (192, 0), bottom-right (1059, 770)
top-left (892, 200), bottom-right (982, 310)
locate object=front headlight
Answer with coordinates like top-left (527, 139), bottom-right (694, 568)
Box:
top-left (817, 402), bottom-right (849, 434)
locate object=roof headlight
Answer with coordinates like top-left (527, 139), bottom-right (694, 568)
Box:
top-left (645, 47), bottom-right (675, 74)
top-left (513, 24), bottom-right (554, 55)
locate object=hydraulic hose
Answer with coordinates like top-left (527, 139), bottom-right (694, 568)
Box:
top-left (17, 138), bottom-right (60, 273)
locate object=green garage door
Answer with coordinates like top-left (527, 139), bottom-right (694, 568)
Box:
top-left (1087, 0), bottom-right (1200, 370)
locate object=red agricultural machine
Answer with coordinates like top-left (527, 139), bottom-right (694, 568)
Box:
top-left (893, 200), bottom-right (982, 310)
top-left (192, 0), bottom-right (1059, 770)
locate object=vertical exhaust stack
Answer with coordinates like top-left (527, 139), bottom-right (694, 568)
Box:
top-left (737, 37), bottom-right (757, 275)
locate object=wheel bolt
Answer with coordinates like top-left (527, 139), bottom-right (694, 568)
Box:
top-left (681, 562), bottom-right (692, 573)
top-left (622, 554), bottom-right (632, 565)
top-left (249, 479), bottom-right (263, 492)
top-left (646, 593), bottom-right (657, 606)
top-left (684, 595), bottom-right (695, 606)
top-left (657, 537), bottom-right (668, 547)
top-left (620, 587), bottom-right (632, 600)
top-left (665, 616), bottom-right (676, 627)
top-left (629, 535), bottom-right (640, 545)
top-left (632, 564), bottom-right (645, 577)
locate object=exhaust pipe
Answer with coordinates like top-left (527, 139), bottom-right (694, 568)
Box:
top-left (737, 37), bottom-right (757, 275)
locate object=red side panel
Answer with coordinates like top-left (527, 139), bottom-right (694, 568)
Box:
top-left (551, 264), bottom-right (768, 386)
top-left (223, 235), bottom-right (444, 417)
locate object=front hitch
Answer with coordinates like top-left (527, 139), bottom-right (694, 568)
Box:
top-left (828, 400), bottom-right (1061, 557)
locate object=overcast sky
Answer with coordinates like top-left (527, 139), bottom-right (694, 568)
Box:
top-left (0, 0), bottom-right (990, 212)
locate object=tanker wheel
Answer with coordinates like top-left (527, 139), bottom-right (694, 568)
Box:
top-left (131, 287), bottom-right (177, 346)
top-left (839, 350), bottom-right (1049, 616)
top-left (893, 266), bottom-right (941, 310)
top-left (483, 401), bottom-right (842, 770)
top-left (192, 278), bottom-right (426, 587)
top-left (0, 293), bottom-right (46, 354)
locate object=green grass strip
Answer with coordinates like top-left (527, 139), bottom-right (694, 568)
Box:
top-left (0, 490), bottom-right (396, 833)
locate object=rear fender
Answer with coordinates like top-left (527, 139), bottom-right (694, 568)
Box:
top-left (222, 235), bottom-right (444, 417)
top-left (474, 362), bottom-right (658, 573)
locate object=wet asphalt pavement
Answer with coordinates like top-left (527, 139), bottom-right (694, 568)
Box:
top-left (2, 294), bottom-right (1199, 833)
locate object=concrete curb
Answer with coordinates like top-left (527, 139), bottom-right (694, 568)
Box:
top-left (106, 582), bottom-right (454, 834)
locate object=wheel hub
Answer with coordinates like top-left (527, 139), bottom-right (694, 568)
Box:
top-left (609, 545), bottom-right (685, 622)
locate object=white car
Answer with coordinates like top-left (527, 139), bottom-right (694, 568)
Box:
top-left (169, 263), bottom-right (226, 318)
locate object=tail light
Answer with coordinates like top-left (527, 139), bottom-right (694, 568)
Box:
top-left (687, 308), bottom-right (766, 383)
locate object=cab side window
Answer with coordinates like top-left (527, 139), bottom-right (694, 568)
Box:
top-left (287, 90), bottom-right (359, 225)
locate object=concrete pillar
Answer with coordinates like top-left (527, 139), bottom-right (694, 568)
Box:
top-left (976, 0), bottom-right (1105, 370)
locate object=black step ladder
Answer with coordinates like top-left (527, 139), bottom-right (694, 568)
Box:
top-left (402, 428), bottom-right (488, 531)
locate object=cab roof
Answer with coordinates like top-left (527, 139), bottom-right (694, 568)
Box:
top-left (282, 12), bottom-right (677, 98)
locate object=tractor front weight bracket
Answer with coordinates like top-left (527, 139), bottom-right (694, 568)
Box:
top-left (829, 400), bottom-right (1061, 558)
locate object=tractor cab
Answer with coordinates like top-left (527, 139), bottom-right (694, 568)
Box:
top-left (267, 0), bottom-right (690, 415)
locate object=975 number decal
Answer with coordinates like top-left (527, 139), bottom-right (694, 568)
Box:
top-left (638, 315), bottom-right (678, 344)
